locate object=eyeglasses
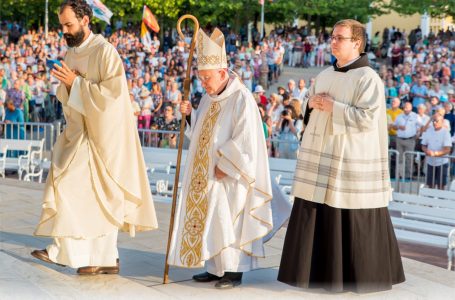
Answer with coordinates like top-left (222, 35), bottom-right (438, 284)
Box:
top-left (198, 75), bottom-right (211, 83)
top-left (330, 35), bottom-right (354, 42)
top-left (433, 119), bottom-right (441, 123)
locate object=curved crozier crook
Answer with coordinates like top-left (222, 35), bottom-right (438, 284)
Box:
top-left (176, 14), bottom-right (200, 46)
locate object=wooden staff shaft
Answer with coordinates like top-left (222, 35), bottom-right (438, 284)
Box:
top-left (163, 14), bottom-right (199, 284)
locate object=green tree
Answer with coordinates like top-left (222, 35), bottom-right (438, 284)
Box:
top-left (388, 0), bottom-right (455, 18)
top-left (294, 0), bottom-right (388, 31)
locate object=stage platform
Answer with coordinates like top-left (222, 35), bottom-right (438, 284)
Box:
top-left (1, 178), bottom-right (454, 299)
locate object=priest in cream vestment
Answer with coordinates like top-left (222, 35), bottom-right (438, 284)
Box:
top-left (167, 28), bottom-right (273, 289)
top-left (32, 1), bottom-right (158, 274)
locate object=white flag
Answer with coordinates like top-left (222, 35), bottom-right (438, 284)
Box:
top-left (86, 0), bottom-right (113, 24)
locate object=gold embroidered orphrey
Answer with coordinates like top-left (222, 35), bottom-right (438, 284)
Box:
top-left (180, 102), bottom-right (222, 266)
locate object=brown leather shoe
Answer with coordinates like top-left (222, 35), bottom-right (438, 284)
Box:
top-left (31, 249), bottom-right (66, 267)
top-left (77, 259), bottom-right (120, 275)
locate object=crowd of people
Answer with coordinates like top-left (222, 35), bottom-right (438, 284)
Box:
top-left (380, 26), bottom-right (455, 188)
top-left (1, 20), bottom-right (455, 165)
top-left (0, 20), bottom-right (332, 153)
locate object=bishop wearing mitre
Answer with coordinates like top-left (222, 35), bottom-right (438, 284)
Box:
top-left (167, 27), bottom-right (274, 289)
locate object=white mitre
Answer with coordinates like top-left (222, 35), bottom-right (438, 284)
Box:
top-left (197, 28), bottom-right (228, 70)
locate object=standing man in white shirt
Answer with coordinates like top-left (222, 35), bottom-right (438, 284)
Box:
top-left (421, 113), bottom-right (452, 189)
top-left (393, 102), bottom-right (419, 178)
top-left (288, 79), bottom-right (297, 98)
top-left (295, 79), bottom-right (308, 103)
top-left (32, 73), bottom-right (48, 122)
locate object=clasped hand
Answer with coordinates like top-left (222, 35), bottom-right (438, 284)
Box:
top-left (308, 93), bottom-right (334, 113)
top-left (50, 61), bottom-right (78, 90)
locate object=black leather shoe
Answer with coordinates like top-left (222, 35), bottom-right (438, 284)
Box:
top-left (192, 271), bottom-right (222, 282)
top-left (214, 272), bottom-right (242, 289)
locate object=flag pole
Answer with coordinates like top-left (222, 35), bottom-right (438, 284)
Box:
top-left (260, 1), bottom-right (264, 40)
top-left (162, 14), bottom-right (199, 285)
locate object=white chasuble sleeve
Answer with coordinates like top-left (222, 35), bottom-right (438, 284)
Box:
top-left (67, 76), bottom-right (86, 116)
top-left (332, 74), bottom-right (383, 135)
top-left (56, 83), bottom-right (69, 105)
top-left (216, 90), bottom-right (273, 257)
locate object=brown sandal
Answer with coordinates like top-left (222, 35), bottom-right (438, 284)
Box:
top-left (77, 259), bottom-right (120, 275)
top-left (31, 249), bottom-right (66, 267)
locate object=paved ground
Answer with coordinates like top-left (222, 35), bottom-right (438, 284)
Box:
top-left (1, 178), bottom-right (455, 299)
top-left (266, 65), bottom-right (322, 97)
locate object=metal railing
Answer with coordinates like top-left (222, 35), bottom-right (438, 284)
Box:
top-left (0, 121), bottom-right (57, 153)
top-left (400, 151), bottom-right (455, 194)
top-left (2, 122), bottom-right (427, 195)
top-left (389, 149), bottom-right (400, 192)
top-left (137, 129), bottom-right (188, 149)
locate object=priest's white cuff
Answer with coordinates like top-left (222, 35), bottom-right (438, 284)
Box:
top-left (67, 76), bottom-right (87, 116)
top-left (216, 154), bottom-right (242, 181)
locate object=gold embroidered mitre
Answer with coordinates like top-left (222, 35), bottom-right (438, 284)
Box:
top-left (197, 28), bottom-right (228, 70)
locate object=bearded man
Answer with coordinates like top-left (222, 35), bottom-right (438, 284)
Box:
top-left (31, 0), bottom-right (158, 274)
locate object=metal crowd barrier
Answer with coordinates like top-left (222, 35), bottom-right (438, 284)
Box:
top-left (0, 121), bottom-right (57, 153)
top-left (137, 129), bottom-right (187, 149)
top-left (401, 151), bottom-right (455, 194)
top-left (388, 149), bottom-right (400, 192)
top-left (2, 121), bottom-right (424, 194)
